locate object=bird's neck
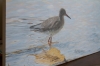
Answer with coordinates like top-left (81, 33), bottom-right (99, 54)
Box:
top-left (59, 14), bottom-right (64, 21)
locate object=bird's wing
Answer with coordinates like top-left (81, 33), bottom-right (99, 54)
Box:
top-left (30, 22), bottom-right (44, 31)
top-left (30, 16), bottom-right (60, 32)
top-left (41, 16), bottom-right (60, 31)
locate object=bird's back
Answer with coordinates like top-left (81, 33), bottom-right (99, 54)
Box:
top-left (41, 16), bottom-right (60, 30)
top-left (30, 16), bottom-right (58, 30)
top-left (30, 16), bottom-right (64, 35)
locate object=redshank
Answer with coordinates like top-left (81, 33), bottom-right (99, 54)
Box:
top-left (30, 8), bottom-right (71, 48)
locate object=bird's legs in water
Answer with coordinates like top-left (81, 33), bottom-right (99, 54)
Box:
top-left (48, 36), bottom-right (52, 48)
top-left (48, 36), bottom-right (59, 48)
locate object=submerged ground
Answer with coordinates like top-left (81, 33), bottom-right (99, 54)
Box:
top-left (6, 0), bottom-right (100, 66)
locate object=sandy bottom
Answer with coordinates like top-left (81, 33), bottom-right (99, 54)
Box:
top-left (33, 47), bottom-right (65, 65)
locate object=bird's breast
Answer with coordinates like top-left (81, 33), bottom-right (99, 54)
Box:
top-left (49, 21), bottom-right (64, 36)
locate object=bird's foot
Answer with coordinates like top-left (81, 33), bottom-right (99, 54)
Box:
top-left (48, 41), bottom-right (59, 49)
top-left (48, 41), bottom-right (52, 48)
top-left (51, 42), bottom-right (59, 44)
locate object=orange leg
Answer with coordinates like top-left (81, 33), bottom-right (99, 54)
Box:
top-left (48, 35), bottom-right (59, 48)
top-left (48, 36), bottom-right (52, 48)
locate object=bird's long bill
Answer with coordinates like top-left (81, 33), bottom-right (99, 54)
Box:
top-left (65, 14), bottom-right (71, 19)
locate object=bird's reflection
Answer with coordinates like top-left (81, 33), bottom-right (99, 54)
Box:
top-left (32, 47), bottom-right (65, 65)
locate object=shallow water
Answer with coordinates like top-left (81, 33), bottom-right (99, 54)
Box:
top-left (6, 0), bottom-right (100, 66)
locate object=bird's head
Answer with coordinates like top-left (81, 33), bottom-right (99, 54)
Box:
top-left (60, 8), bottom-right (71, 19)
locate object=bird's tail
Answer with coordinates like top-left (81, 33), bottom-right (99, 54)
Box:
top-left (30, 23), bottom-right (43, 32)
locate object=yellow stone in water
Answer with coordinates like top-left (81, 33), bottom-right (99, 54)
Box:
top-left (33, 47), bottom-right (65, 65)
